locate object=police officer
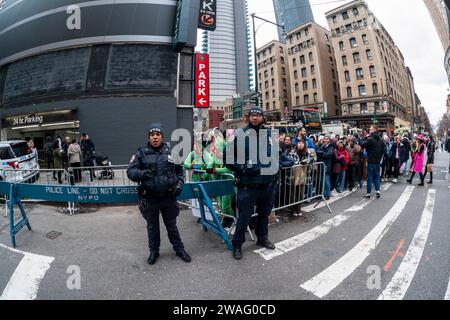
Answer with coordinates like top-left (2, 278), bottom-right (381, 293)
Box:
top-left (127, 123), bottom-right (191, 265)
top-left (226, 107), bottom-right (277, 260)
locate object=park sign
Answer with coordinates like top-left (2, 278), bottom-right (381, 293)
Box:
top-left (195, 53), bottom-right (210, 108)
top-left (198, 0), bottom-right (217, 31)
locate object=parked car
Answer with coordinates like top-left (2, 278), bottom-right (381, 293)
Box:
top-left (0, 140), bottom-right (40, 183)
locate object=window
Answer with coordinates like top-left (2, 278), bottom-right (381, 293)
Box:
top-left (266, 102), bottom-right (269, 110)
top-left (293, 58), bottom-right (297, 66)
top-left (312, 78), bottom-right (317, 88)
top-left (279, 46), bottom-right (283, 54)
top-left (342, 55), bottom-right (348, 66)
top-left (372, 83), bottom-right (378, 94)
top-left (272, 89), bottom-right (276, 98)
top-left (339, 41), bottom-right (344, 51)
top-left (360, 102), bottom-right (368, 112)
top-left (283, 90), bottom-right (288, 99)
top-left (332, 69), bottom-right (335, 79)
top-left (280, 56), bottom-right (285, 64)
top-left (294, 70), bottom-right (298, 80)
top-left (353, 52), bottom-right (361, 63)
top-left (311, 65), bottom-right (316, 75)
top-left (301, 68), bottom-right (307, 78)
top-left (284, 100), bottom-right (288, 108)
top-left (346, 24), bottom-right (352, 33)
top-left (370, 66), bottom-right (376, 78)
top-left (265, 81), bottom-right (269, 89)
top-left (374, 101), bottom-right (380, 111)
top-left (350, 37), bottom-right (357, 48)
top-left (342, 11), bottom-right (349, 20)
top-left (348, 104), bottom-right (353, 113)
top-left (271, 79), bottom-right (275, 86)
top-left (358, 84), bottom-right (366, 96)
top-left (347, 86), bottom-right (352, 97)
top-left (330, 56), bottom-right (334, 63)
top-left (282, 78), bottom-right (287, 86)
top-left (264, 70), bottom-right (268, 78)
top-left (309, 52), bottom-right (314, 62)
top-left (282, 67), bottom-right (286, 76)
top-left (362, 34), bottom-right (369, 45)
top-left (353, 7), bottom-right (359, 16)
top-left (303, 81), bottom-right (308, 91)
top-left (304, 95), bottom-right (310, 104)
top-left (366, 49), bottom-right (373, 60)
top-left (295, 83), bottom-right (299, 93)
top-left (296, 96), bottom-right (300, 105)
top-left (300, 55), bottom-right (305, 64)
top-left (333, 82), bottom-right (337, 92)
top-left (271, 68), bottom-right (274, 76)
top-left (356, 68), bottom-right (364, 80)
top-left (344, 71), bottom-right (350, 82)
top-left (313, 93), bottom-right (318, 102)
top-left (265, 91), bottom-right (269, 99)
top-left (332, 15), bottom-right (337, 23)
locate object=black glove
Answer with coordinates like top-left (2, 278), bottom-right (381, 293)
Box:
top-left (205, 167), bottom-right (215, 174)
top-left (172, 181), bottom-right (183, 197)
top-left (139, 169), bottom-right (154, 181)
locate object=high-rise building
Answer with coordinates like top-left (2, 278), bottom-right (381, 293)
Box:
top-left (326, 0), bottom-right (414, 132)
top-left (273, 0), bottom-right (315, 42)
top-left (202, 0), bottom-right (252, 106)
top-left (285, 22), bottom-right (341, 118)
top-left (257, 40), bottom-right (292, 121)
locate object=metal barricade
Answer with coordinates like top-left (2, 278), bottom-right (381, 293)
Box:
top-left (273, 162), bottom-right (331, 214)
top-left (66, 165), bottom-right (136, 187)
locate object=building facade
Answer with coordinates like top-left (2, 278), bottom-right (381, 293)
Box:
top-left (256, 40), bottom-right (291, 121)
top-left (326, 0), bottom-right (413, 132)
top-left (202, 0), bottom-right (252, 106)
top-left (285, 22), bottom-right (341, 118)
top-left (272, 0), bottom-right (315, 42)
top-left (0, 0), bottom-right (198, 163)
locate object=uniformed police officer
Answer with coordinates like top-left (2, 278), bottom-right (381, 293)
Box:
top-left (226, 107), bottom-right (277, 260)
top-left (127, 123), bottom-right (191, 265)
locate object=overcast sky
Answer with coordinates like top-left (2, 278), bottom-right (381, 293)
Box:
top-left (247, 0), bottom-right (448, 126)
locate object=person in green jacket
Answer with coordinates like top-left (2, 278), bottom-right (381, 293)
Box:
top-left (52, 140), bottom-right (63, 184)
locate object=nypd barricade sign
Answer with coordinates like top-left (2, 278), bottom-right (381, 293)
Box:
top-left (194, 53), bottom-right (210, 108)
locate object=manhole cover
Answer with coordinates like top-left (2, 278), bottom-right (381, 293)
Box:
top-left (46, 231), bottom-right (62, 240)
top-left (281, 212), bottom-right (315, 225)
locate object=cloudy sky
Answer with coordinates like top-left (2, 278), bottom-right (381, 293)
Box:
top-left (247, 0), bottom-right (448, 126)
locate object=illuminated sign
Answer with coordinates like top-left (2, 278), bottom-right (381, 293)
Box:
top-left (198, 0), bottom-right (216, 31)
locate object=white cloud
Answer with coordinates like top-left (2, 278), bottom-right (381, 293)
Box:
top-left (247, 0), bottom-right (448, 125)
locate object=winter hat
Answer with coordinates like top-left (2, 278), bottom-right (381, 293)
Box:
top-left (417, 133), bottom-right (425, 141)
top-left (248, 106), bottom-right (264, 117)
top-left (148, 123), bottom-right (163, 136)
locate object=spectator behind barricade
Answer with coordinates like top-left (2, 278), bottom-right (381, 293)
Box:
top-left (283, 136), bottom-right (295, 157)
top-left (362, 125), bottom-right (385, 199)
top-left (44, 136), bottom-right (57, 180)
top-left (346, 138), bottom-right (362, 191)
top-left (52, 140), bottom-right (63, 184)
top-left (423, 136), bottom-right (436, 184)
top-left (81, 133), bottom-right (96, 180)
top-left (294, 127), bottom-right (316, 150)
top-left (296, 140), bottom-right (317, 165)
top-left (68, 139), bottom-right (82, 184)
top-left (334, 141), bottom-right (349, 193)
top-left (316, 135), bottom-right (334, 200)
top-left (389, 135), bottom-right (402, 184)
top-left (381, 134), bottom-right (392, 182)
top-left (400, 132), bottom-right (411, 176)
top-left (27, 138), bottom-right (38, 160)
top-left (184, 138), bottom-right (212, 181)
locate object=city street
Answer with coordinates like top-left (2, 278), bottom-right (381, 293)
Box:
top-left (0, 151), bottom-right (449, 300)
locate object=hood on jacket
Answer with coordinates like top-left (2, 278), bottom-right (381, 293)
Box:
top-left (372, 132), bottom-right (381, 141)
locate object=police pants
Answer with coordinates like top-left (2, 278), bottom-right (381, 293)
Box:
top-left (139, 197), bottom-right (184, 253)
top-left (232, 183), bottom-right (275, 247)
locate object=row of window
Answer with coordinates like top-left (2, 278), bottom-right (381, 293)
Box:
top-left (295, 93), bottom-right (319, 105)
top-left (292, 52), bottom-right (314, 66)
top-left (287, 27), bottom-right (310, 44)
top-left (342, 49), bottom-right (372, 66)
top-left (339, 34), bottom-right (369, 50)
top-left (261, 66), bottom-right (286, 79)
top-left (332, 19), bottom-right (368, 38)
top-left (260, 77), bottom-right (288, 90)
top-left (257, 45), bottom-right (284, 59)
top-left (346, 101), bottom-right (382, 114)
top-left (265, 100), bottom-right (289, 110)
top-left (343, 66), bottom-right (376, 81)
top-left (287, 38), bottom-right (315, 54)
top-left (264, 89), bottom-right (288, 100)
top-left (331, 7), bottom-right (360, 23)
top-left (346, 83), bottom-right (379, 97)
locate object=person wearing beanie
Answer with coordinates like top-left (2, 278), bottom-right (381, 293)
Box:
top-left (127, 123), bottom-right (191, 265)
top-left (225, 106), bottom-right (278, 260)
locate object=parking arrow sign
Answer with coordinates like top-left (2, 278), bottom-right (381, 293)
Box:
top-left (195, 53), bottom-right (210, 108)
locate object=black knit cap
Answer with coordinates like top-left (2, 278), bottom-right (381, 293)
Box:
top-left (248, 106), bottom-right (264, 117)
top-left (148, 123), bottom-right (163, 136)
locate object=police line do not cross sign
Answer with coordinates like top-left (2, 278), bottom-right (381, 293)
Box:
top-left (195, 53), bottom-right (210, 108)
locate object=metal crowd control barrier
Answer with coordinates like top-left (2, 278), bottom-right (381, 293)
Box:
top-left (0, 175), bottom-right (235, 249)
top-left (274, 162), bottom-right (331, 214)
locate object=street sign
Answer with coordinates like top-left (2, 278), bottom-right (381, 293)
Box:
top-left (198, 0), bottom-right (217, 31)
top-left (195, 53), bottom-right (210, 108)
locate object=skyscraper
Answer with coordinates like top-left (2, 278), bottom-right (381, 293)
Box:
top-left (202, 0), bottom-right (253, 105)
top-left (273, 0), bottom-right (315, 42)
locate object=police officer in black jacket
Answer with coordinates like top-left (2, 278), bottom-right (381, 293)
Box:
top-left (127, 123), bottom-right (191, 265)
top-left (225, 107), bottom-right (278, 260)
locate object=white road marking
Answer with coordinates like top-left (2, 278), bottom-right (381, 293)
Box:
top-left (0, 244), bottom-right (54, 300)
top-left (256, 184), bottom-right (392, 261)
top-left (300, 186), bottom-right (415, 298)
top-left (445, 275), bottom-right (450, 300)
top-left (378, 189), bottom-right (436, 300)
top-left (301, 189), bottom-right (355, 213)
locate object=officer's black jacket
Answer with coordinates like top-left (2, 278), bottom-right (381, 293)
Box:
top-left (127, 142), bottom-right (184, 197)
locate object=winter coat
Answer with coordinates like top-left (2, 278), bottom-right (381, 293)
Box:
top-left (127, 142), bottom-right (184, 198)
top-left (413, 144), bottom-right (425, 173)
top-left (400, 138), bottom-right (410, 162)
top-left (426, 141), bottom-right (435, 164)
top-left (316, 143), bottom-right (334, 175)
top-left (68, 143), bottom-right (81, 164)
top-left (362, 133), bottom-right (385, 164)
top-left (53, 149), bottom-right (63, 169)
top-left (346, 144), bottom-right (362, 166)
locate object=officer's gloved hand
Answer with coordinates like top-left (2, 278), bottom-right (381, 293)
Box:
top-left (205, 167), bottom-right (216, 175)
top-left (172, 181), bottom-right (183, 197)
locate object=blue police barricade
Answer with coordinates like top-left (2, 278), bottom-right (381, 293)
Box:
top-left (0, 179), bottom-right (235, 250)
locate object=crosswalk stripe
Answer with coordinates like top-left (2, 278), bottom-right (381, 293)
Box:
top-left (300, 186), bottom-right (415, 298)
top-left (255, 184), bottom-right (392, 261)
top-left (445, 276), bottom-right (450, 300)
top-left (378, 189), bottom-right (436, 300)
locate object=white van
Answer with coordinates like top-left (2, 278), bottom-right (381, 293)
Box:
top-left (0, 140), bottom-right (40, 183)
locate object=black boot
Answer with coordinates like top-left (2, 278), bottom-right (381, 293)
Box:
top-left (418, 173), bottom-right (424, 186)
top-left (256, 237), bottom-right (276, 250)
top-left (232, 244), bottom-right (242, 260)
top-left (428, 172), bottom-right (433, 184)
top-left (147, 252), bottom-right (160, 265)
top-left (176, 249), bottom-right (192, 263)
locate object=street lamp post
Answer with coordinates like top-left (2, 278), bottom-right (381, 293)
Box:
top-left (251, 13), bottom-right (284, 107)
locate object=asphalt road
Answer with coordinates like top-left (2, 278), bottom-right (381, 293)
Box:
top-left (0, 151), bottom-right (449, 300)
